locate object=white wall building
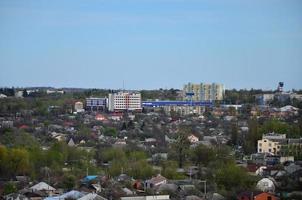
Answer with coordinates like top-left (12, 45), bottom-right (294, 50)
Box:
top-left (108, 92), bottom-right (142, 112)
top-left (258, 133), bottom-right (286, 155)
top-left (15, 91), bottom-right (24, 98)
top-left (74, 101), bottom-right (84, 113)
top-left (258, 138), bottom-right (282, 155)
top-left (46, 89), bottom-right (64, 94)
top-left (188, 134), bottom-right (199, 144)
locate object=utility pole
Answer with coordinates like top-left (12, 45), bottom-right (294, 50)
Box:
top-left (200, 180), bottom-right (207, 199)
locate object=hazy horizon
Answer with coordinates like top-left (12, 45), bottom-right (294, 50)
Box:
top-left (0, 84), bottom-right (301, 92)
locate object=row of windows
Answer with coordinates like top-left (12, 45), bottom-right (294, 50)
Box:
top-left (115, 102), bottom-right (140, 103)
top-left (114, 97), bottom-right (140, 99)
top-left (115, 102), bottom-right (141, 104)
top-left (259, 143), bottom-right (281, 148)
top-left (115, 106), bottom-right (141, 108)
top-left (114, 101), bottom-right (141, 103)
top-left (115, 105), bottom-right (141, 107)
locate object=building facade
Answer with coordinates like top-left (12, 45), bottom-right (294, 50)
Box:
top-left (108, 92), bottom-right (142, 112)
top-left (183, 82), bottom-right (224, 101)
top-left (255, 94), bottom-right (275, 105)
top-left (258, 138), bottom-right (282, 155)
top-left (257, 133), bottom-right (286, 155)
top-left (258, 133), bottom-right (302, 158)
top-left (74, 101), bottom-right (84, 113)
top-left (86, 97), bottom-right (107, 111)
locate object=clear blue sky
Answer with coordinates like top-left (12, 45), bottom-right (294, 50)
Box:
top-left (0, 0), bottom-right (301, 90)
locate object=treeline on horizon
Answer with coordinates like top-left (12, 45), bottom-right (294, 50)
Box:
top-left (1, 87), bottom-right (302, 104)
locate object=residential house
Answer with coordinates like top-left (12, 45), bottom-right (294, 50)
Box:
top-left (120, 195), bottom-right (170, 200)
top-left (122, 187), bottom-right (135, 196)
top-left (188, 134), bottom-right (199, 144)
top-left (145, 174), bottom-right (167, 189)
top-left (1, 120), bottom-right (14, 128)
top-left (237, 191), bottom-right (279, 200)
top-left (114, 139), bottom-right (127, 147)
top-left (117, 174), bottom-right (132, 183)
top-left (29, 182), bottom-right (56, 196)
top-left (44, 190), bottom-right (84, 200)
top-left (78, 193), bottom-right (107, 200)
top-left (67, 138), bottom-right (76, 146)
top-left (20, 189), bottom-right (46, 200)
top-left (185, 195), bottom-right (203, 200)
top-left (4, 193), bottom-right (28, 200)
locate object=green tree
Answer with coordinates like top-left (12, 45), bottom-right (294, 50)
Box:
top-left (243, 118), bottom-right (260, 154)
top-left (215, 162), bottom-right (255, 197)
top-left (230, 122), bottom-right (239, 146)
top-left (128, 160), bottom-right (153, 179)
top-left (171, 128), bottom-right (191, 168)
top-left (3, 182), bottom-right (17, 195)
top-left (8, 148), bottom-right (30, 176)
top-left (102, 148), bottom-right (126, 162)
top-left (190, 144), bottom-right (215, 167)
top-left (0, 145), bottom-right (8, 176)
top-left (161, 160), bottom-right (185, 179)
top-left (108, 159), bottom-right (127, 176)
top-left (259, 119), bottom-right (290, 135)
top-left (62, 174), bottom-right (76, 190)
top-left (104, 127), bottom-right (117, 137)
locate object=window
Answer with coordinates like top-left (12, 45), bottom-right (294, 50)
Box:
top-left (269, 149), bottom-right (271, 152)
top-left (269, 143), bottom-right (272, 147)
top-left (264, 140), bottom-right (267, 142)
top-left (267, 196), bottom-right (272, 200)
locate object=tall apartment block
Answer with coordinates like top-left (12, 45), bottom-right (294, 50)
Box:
top-left (108, 92), bottom-right (142, 112)
top-left (183, 82), bottom-right (224, 101)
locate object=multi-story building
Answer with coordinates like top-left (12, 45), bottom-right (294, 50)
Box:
top-left (257, 133), bottom-right (302, 156)
top-left (257, 133), bottom-right (287, 155)
top-left (257, 138), bottom-right (283, 155)
top-left (86, 97), bottom-right (107, 111)
top-left (162, 105), bottom-right (204, 116)
top-left (255, 94), bottom-right (275, 105)
top-left (183, 82), bottom-right (224, 101)
top-left (108, 92), bottom-right (142, 112)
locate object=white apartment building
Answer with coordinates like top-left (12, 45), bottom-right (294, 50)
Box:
top-left (108, 92), bottom-right (142, 112)
top-left (183, 82), bottom-right (224, 101)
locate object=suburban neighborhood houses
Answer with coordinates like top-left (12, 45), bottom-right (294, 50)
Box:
top-left (0, 84), bottom-right (301, 200)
